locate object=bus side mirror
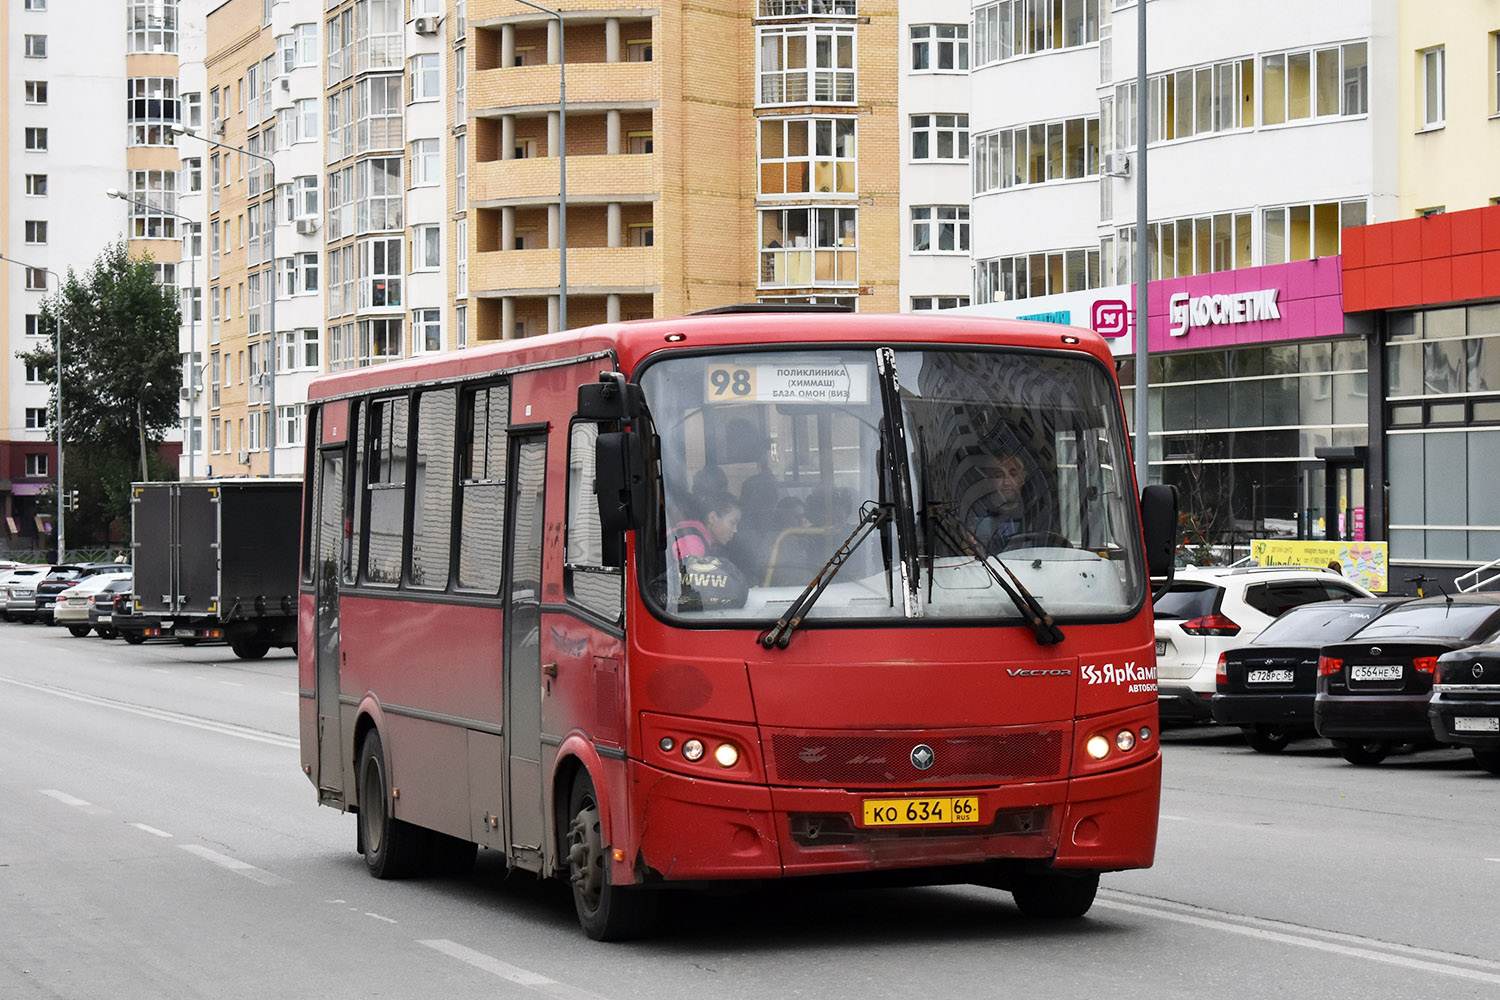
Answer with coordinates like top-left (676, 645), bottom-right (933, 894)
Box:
top-left (1140, 483), bottom-right (1179, 582)
top-left (596, 430), bottom-right (645, 535)
top-left (578, 377), bottom-right (644, 421)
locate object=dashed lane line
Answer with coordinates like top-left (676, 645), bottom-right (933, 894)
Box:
top-left (178, 844), bottom-right (291, 886)
top-left (420, 939), bottom-right (612, 1000)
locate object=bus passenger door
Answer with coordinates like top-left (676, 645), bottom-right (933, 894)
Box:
top-left (313, 448), bottom-right (346, 804)
top-left (503, 433), bottom-right (548, 869)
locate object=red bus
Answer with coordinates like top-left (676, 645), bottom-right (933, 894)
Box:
top-left (298, 308), bottom-right (1177, 940)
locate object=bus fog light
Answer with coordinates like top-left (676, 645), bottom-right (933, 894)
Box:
top-left (713, 743), bottom-right (739, 768)
top-left (682, 739), bottom-right (705, 762)
top-left (658, 737), bottom-right (675, 752)
top-left (1116, 730), bottom-right (1136, 752)
top-left (1085, 735), bottom-right (1110, 760)
top-left (1139, 726), bottom-right (1152, 741)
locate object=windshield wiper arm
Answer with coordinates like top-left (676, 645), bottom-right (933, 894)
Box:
top-left (928, 505), bottom-right (1065, 646)
top-left (759, 501), bottom-right (891, 650)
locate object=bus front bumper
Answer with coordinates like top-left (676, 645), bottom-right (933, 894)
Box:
top-left (625, 753), bottom-right (1161, 883)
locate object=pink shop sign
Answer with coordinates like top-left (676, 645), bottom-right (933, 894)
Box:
top-left (1147, 257), bottom-right (1344, 353)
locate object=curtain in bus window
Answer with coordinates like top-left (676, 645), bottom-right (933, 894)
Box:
top-left (458, 383), bottom-right (508, 591)
top-left (410, 388), bottom-right (456, 588)
top-left (365, 396), bottom-right (408, 584)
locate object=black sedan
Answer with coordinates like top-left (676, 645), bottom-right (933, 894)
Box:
top-left (1212, 596), bottom-right (1412, 753)
top-left (1428, 644), bottom-right (1500, 775)
top-left (1315, 594), bottom-right (1500, 765)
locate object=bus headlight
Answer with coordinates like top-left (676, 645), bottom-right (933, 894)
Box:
top-left (1116, 729), bottom-right (1136, 752)
top-left (1085, 735), bottom-right (1111, 760)
top-left (682, 739), bottom-right (705, 762)
top-left (714, 743), bottom-right (740, 768)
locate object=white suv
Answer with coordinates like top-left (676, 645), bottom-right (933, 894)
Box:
top-left (1154, 565), bottom-right (1372, 723)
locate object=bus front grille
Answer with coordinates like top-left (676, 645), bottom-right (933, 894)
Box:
top-left (767, 728), bottom-right (1066, 787)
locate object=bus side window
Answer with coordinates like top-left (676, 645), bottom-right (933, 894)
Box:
top-left (343, 399), bottom-right (363, 586)
top-left (456, 382), bottom-right (509, 593)
top-left (566, 421), bottom-right (623, 622)
top-left (410, 388), bottom-right (457, 590)
top-left (365, 395), bottom-right (410, 585)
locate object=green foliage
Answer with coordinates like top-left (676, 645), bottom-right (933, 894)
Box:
top-left (17, 239), bottom-right (181, 542)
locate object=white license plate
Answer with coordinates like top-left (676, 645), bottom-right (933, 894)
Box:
top-left (174, 628), bottom-right (195, 638)
top-left (1351, 664), bottom-right (1403, 682)
top-left (1248, 669), bottom-right (1295, 684)
top-left (1155, 639), bottom-right (1167, 656)
top-left (1454, 716), bottom-right (1500, 733)
top-left (97, 615), bottom-right (112, 623)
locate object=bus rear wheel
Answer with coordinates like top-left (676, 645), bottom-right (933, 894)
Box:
top-left (357, 730), bottom-right (427, 879)
top-left (1009, 869), bottom-right (1099, 919)
top-left (565, 774), bottom-right (658, 941)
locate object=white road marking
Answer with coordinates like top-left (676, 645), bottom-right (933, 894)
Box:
top-left (40, 789), bottom-right (92, 808)
top-left (178, 844), bottom-right (291, 886)
top-left (419, 940), bottom-right (612, 1000)
top-left (364, 912), bottom-right (398, 924)
top-left (0, 675), bottom-right (298, 749)
top-left (131, 823), bottom-right (174, 838)
top-left (220, 681), bottom-right (243, 687)
top-left (1097, 893), bottom-right (1500, 985)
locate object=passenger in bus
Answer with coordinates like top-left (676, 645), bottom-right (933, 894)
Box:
top-left (670, 490), bottom-right (743, 560)
top-left (670, 490), bottom-right (750, 609)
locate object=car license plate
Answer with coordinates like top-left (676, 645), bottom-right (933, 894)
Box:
top-left (174, 628), bottom-right (195, 638)
top-left (1248, 669), bottom-right (1294, 684)
top-left (1351, 664), bottom-right (1403, 682)
top-left (1455, 716), bottom-right (1500, 733)
top-left (1155, 639), bottom-right (1167, 656)
top-left (861, 796), bottom-right (980, 827)
top-left (97, 615), bottom-right (112, 623)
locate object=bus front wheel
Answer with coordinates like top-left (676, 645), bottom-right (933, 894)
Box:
top-left (565, 774), bottom-right (658, 941)
top-left (1009, 869), bottom-right (1099, 919)
top-left (358, 730), bottom-right (426, 879)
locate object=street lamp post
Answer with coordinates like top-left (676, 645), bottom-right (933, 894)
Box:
top-left (0, 253), bottom-right (64, 562)
top-left (512, 0), bottom-right (567, 330)
top-left (107, 189), bottom-right (199, 481)
top-left (171, 123), bottom-right (279, 475)
top-left (138, 382), bottom-right (154, 482)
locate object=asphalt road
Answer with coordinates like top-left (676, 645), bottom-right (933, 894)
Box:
top-left (2, 624), bottom-right (1498, 999)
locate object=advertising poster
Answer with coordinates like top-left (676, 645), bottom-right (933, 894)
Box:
top-left (1250, 539), bottom-right (1389, 593)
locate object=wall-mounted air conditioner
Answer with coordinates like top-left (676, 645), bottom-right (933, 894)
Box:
top-left (414, 15), bottom-right (441, 34)
top-left (294, 218), bottom-right (318, 236)
top-left (1104, 151), bottom-right (1130, 177)
top-left (237, 450), bottom-right (250, 465)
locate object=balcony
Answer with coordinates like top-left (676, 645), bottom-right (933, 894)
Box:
top-left (471, 246), bottom-right (656, 295)
top-left (470, 60), bottom-right (655, 115)
top-left (472, 153), bottom-right (655, 206)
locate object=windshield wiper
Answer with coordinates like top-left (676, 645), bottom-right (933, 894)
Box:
top-left (759, 501), bottom-right (891, 650)
top-left (927, 505), bottom-right (1065, 646)
top-left (875, 348), bottom-right (922, 618)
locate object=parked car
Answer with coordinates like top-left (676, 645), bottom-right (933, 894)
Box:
top-left (1154, 565), bottom-right (1373, 723)
top-left (54, 572), bottom-right (132, 636)
top-left (6, 564), bottom-right (84, 623)
top-left (1315, 594), bottom-right (1500, 765)
top-left (33, 562), bottom-right (126, 624)
top-left (1428, 643), bottom-right (1500, 774)
top-left (88, 578), bottom-right (135, 638)
top-left (0, 565), bottom-right (47, 622)
top-left (1212, 596), bottom-right (1412, 752)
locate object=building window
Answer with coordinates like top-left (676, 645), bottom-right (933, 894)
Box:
top-left (25, 408), bottom-right (48, 430)
top-left (972, 0), bottom-right (1097, 64)
top-left (455, 133), bottom-right (467, 208)
top-left (1420, 46), bottom-right (1445, 128)
top-left (910, 113), bottom-right (969, 161)
top-left (455, 304), bottom-right (467, 348)
top-left (26, 268), bottom-right (48, 291)
top-left (25, 315), bottom-right (42, 336)
top-left (359, 317), bottom-right (404, 364)
top-left (25, 34), bottom-right (47, 58)
top-left (278, 405), bottom-right (306, 447)
top-left (413, 309), bottom-right (441, 353)
top-left (356, 156), bottom-right (403, 233)
top-left (25, 454), bottom-right (49, 478)
top-left (127, 77), bottom-right (180, 146)
top-left (278, 22), bottom-right (317, 71)
top-left (759, 117), bottom-right (855, 196)
top-left (911, 296), bottom-right (970, 311)
top-left (24, 81), bottom-right (48, 104)
top-left (183, 91), bottom-right (202, 129)
top-left (757, 25), bottom-right (856, 106)
top-left (910, 24), bottom-right (968, 72)
top-left (911, 206), bottom-right (968, 253)
top-left (1262, 43), bottom-right (1369, 127)
top-left (411, 139), bottom-right (440, 186)
top-left (24, 0), bottom-right (47, 9)
top-left (627, 38), bottom-right (651, 62)
top-left (1262, 199), bottom-right (1366, 265)
top-left (25, 363), bottom-right (45, 384)
top-left (972, 115), bottom-right (1099, 192)
top-left (974, 246), bottom-right (1102, 303)
top-left (25, 221), bottom-right (48, 245)
top-left (355, 0), bottom-right (403, 73)
top-left (455, 218), bottom-right (468, 296)
top-left (278, 327), bottom-right (319, 370)
top-left (413, 225), bottom-right (441, 270)
top-left (359, 236), bottom-right (403, 309)
top-left (410, 53), bottom-right (440, 102)
top-left (628, 131), bottom-right (653, 154)
top-left (629, 224), bottom-right (654, 247)
top-left (128, 170), bottom-right (179, 238)
top-left (759, 206), bottom-right (857, 287)
top-left (356, 74), bottom-right (404, 153)
top-left (455, 45), bottom-right (467, 125)
top-left (25, 127), bottom-right (48, 151)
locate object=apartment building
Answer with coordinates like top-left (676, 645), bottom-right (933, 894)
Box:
top-left (2, 0), bottom-right (194, 544)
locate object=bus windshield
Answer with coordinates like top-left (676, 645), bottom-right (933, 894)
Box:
top-left (639, 345), bottom-right (1145, 626)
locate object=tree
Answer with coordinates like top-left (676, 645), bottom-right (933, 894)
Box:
top-left (18, 239), bottom-right (180, 540)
